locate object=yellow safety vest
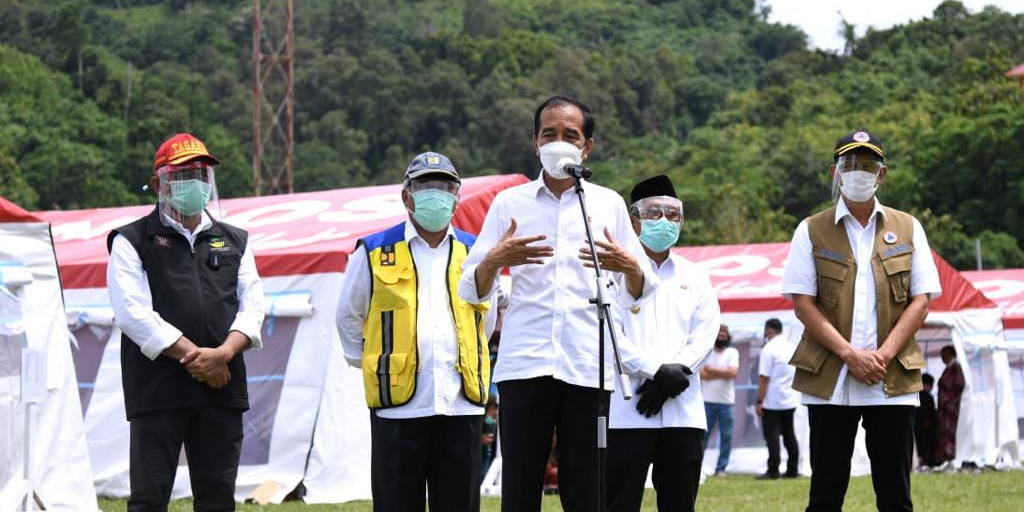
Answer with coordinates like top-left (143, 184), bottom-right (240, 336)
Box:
top-left (358, 222), bottom-right (491, 409)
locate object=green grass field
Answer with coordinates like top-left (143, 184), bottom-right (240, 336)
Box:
top-left (98, 470), bottom-right (1024, 511)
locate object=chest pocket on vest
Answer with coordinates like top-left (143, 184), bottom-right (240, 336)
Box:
top-left (814, 256), bottom-right (850, 309)
top-left (371, 263), bottom-right (415, 311)
top-left (880, 252), bottom-right (913, 303)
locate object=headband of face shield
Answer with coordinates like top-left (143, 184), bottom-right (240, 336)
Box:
top-left (631, 196), bottom-right (683, 252)
top-left (156, 160), bottom-right (220, 225)
top-left (831, 153), bottom-right (883, 203)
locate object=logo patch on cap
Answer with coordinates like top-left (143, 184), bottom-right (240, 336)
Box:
top-left (426, 155), bottom-right (440, 166)
top-left (883, 231), bottom-right (898, 244)
top-left (853, 131), bottom-right (870, 142)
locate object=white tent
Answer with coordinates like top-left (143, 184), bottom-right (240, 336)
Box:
top-left (673, 242), bottom-right (1020, 475)
top-left (37, 175), bottom-right (528, 503)
top-left (0, 198), bottom-right (98, 511)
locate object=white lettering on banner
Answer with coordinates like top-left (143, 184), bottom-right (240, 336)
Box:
top-left (50, 216), bottom-right (140, 241)
top-left (713, 280), bottom-right (783, 297)
top-left (225, 200), bottom-right (332, 229)
top-left (248, 227), bottom-right (352, 250)
top-left (697, 255), bottom-right (770, 277)
top-left (973, 279), bottom-right (1024, 300)
top-left (316, 194), bottom-right (405, 223)
top-left (1001, 300), bottom-right (1024, 316)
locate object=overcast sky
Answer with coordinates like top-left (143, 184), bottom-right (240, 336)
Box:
top-left (764, 0), bottom-right (1024, 52)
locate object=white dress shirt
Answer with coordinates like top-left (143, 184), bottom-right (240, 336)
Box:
top-left (702, 347), bottom-right (739, 405)
top-left (758, 334), bottom-right (801, 410)
top-left (610, 253), bottom-right (721, 429)
top-left (107, 211), bottom-right (265, 361)
top-left (458, 175), bottom-right (662, 389)
top-left (336, 222), bottom-right (485, 419)
top-left (781, 199), bottom-right (942, 406)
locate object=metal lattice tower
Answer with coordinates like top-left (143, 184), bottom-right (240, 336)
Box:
top-left (252, 0), bottom-right (295, 196)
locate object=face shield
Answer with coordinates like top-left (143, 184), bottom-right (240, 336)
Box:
top-left (831, 153), bottom-right (884, 202)
top-left (156, 160), bottom-right (220, 226)
top-left (630, 196), bottom-right (684, 252)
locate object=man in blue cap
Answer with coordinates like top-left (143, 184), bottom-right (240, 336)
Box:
top-left (335, 152), bottom-right (492, 512)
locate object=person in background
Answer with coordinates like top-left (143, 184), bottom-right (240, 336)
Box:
top-left (915, 373), bottom-right (939, 470)
top-left (701, 324), bottom-right (739, 476)
top-left (755, 318), bottom-right (800, 479)
top-left (936, 345), bottom-right (964, 470)
top-left (107, 133), bottom-right (265, 511)
top-left (335, 152), bottom-right (491, 512)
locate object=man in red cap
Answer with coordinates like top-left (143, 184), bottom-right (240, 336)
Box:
top-left (106, 133), bottom-right (265, 511)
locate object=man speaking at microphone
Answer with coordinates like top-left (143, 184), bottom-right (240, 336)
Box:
top-left (459, 95), bottom-right (691, 511)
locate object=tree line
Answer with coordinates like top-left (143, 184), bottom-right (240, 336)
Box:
top-left (1, 0), bottom-right (1023, 268)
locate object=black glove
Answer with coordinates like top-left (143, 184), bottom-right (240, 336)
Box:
top-left (653, 363), bottom-right (692, 397)
top-left (635, 380), bottom-right (670, 418)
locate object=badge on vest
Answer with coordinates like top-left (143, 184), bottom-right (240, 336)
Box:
top-left (814, 247), bottom-right (846, 263)
top-left (380, 245), bottom-right (397, 266)
top-left (883, 231), bottom-right (898, 244)
top-left (208, 237), bottom-right (232, 252)
top-left (882, 244), bottom-right (913, 259)
top-left (154, 235), bottom-right (171, 247)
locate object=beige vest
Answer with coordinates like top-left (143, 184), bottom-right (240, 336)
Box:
top-left (789, 205), bottom-right (927, 400)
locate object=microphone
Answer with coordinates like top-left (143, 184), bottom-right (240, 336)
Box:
top-left (557, 157), bottom-right (592, 179)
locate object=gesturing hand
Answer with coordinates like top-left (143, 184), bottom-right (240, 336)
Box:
top-left (579, 227), bottom-right (641, 276)
top-left (483, 218), bottom-right (554, 268)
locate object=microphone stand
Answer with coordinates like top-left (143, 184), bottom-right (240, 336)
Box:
top-left (569, 165), bottom-right (632, 512)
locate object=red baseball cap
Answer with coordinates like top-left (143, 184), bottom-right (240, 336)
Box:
top-left (153, 133), bottom-right (221, 172)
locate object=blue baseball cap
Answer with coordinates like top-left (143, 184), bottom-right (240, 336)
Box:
top-left (405, 152), bottom-right (460, 182)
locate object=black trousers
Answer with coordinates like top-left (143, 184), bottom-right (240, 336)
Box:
top-left (762, 408), bottom-right (799, 476)
top-left (128, 406), bottom-right (243, 512)
top-left (806, 405), bottom-right (915, 512)
top-left (497, 377), bottom-right (610, 512)
top-left (606, 427), bottom-right (704, 512)
top-left (369, 412), bottom-right (483, 512)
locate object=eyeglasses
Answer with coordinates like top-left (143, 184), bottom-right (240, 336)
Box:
top-left (631, 205), bottom-right (683, 222)
top-left (406, 177), bottom-right (460, 194)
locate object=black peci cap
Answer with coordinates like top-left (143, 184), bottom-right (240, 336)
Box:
top-left (630, 175), bottom-right (678, 205)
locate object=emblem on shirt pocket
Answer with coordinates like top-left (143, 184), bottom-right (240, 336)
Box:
top-left (154, 235), bottom-right (170, 247)
top-left (208, 237), bottom-right (232, 252)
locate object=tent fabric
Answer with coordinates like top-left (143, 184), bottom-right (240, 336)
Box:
top-left (964, 269), bottom-right (1024, 330)
top-left (0, 197), bottom-right (40, 223)
top-left (671, 242), bottom-right (995, 313)
top-left (38, 174), bottom-right (530, 289)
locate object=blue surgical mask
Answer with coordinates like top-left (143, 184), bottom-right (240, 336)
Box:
top-left (169, 179), bottom-right (212, 217)
top-left (411, 189), bottom-right (456, 232)
top-left (639, 218), bottom-right (680, 252)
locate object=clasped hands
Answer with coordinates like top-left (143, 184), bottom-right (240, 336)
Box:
top-left (179, 341), bottom-right (232, 389)
top-left (635, 363), bottom-right (692, 418)
top-left (844, 349), bottom-right (891, 387)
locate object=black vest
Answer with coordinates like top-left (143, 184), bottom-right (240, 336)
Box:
top-left (108, 208), bottom-right (250, 418)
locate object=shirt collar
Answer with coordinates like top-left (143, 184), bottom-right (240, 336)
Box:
top-left (160, 210), bottom-right (213, 235)
top-left (403, 219), bottom-right (455, 245)
top-left (529, 170), bottom-right (589, 199)
top-left (834, 197), bottom-right (887, 226)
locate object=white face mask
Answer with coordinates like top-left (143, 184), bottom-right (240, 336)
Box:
top-left (538, 141), bottom-right (583, 180)
top-left (839, 171), bottom-right (878, 202)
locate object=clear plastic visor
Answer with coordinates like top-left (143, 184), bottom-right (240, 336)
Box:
top-left (831, 154), bottom-right (883, 201)
top-left (404, 176), bottom-right (460, 195)
top-left (156, 162), bottom-right (220, 226)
